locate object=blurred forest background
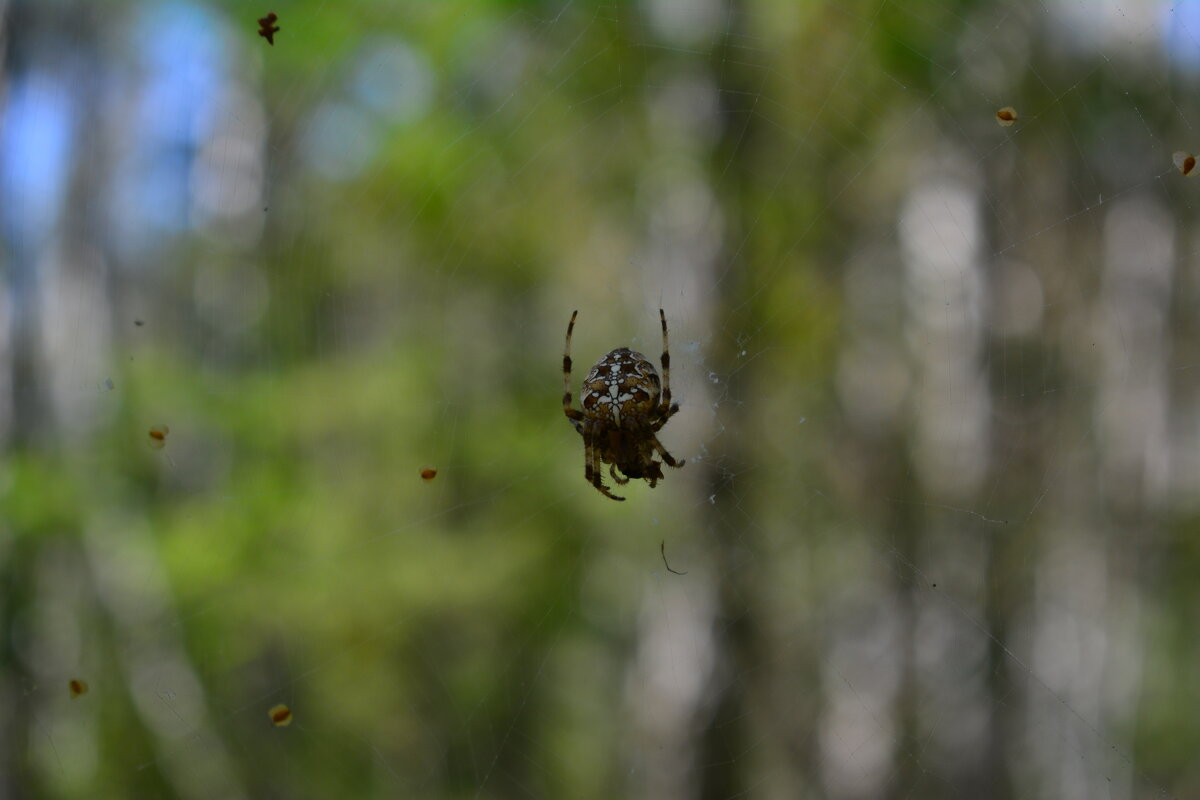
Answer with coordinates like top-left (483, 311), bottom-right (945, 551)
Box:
top-left (3, 1), bottom-right (1200, 798)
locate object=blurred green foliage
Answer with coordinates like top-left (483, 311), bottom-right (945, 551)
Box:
top-left (3, 1), bottom-right (1200, 798)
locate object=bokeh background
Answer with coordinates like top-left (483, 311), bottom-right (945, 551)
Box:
top-left (3, 1), bottom-right (1200, 798)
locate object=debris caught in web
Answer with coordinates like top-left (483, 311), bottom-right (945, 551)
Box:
top-left (148, 425), bottom-right (169, 449)
top-left (1173, 151), bottom-right (1197, 177)
top-left (257, 12), bottom-right (280, 46)
top-left (268, 703), bottom-right (293, 726)
top-left (661, 541), bottom-right (687, 576)
top-left (995, 106), bottom-right (1017, 126)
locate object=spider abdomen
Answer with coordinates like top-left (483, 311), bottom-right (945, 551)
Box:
top-left (580, 347), bottom-right (661, 426)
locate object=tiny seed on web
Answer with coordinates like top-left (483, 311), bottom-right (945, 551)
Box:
top-left (69, 679), bottom-right (88, 698)
top-left (420, 468), bottom-right (438, 481)
top-left (995, 106), bottom-right (1017, 126)
top-left (148, 425), bottom-right (169, 449)
top-left (268, 704), bottom-right (292, 726)
top-left (1173, 151), bottom-right (1197, 177)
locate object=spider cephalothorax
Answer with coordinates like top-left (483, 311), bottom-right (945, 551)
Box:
top-left (562, 309), bottom-right (684, 501)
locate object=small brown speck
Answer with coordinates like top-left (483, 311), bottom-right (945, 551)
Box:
top-left (995, 106), bottom-right (1017, 127)
top-left (269, 703), bottom-right (292, 726)
top-left (148, 425), bottom-right (169, 449)
top-left (69, 679), bottom-right (88, 698)
top-left (1174, 151), bottom-right (1197, 177)
top-left (420, 468), bottom-right (438, 482)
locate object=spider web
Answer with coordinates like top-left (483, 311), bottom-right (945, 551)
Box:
top-left (4, 1), bottom-right (1198, 798)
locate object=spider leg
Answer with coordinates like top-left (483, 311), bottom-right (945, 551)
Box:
top-left (652, 309), bottom-right (678, 422)
top-left (658, 308), bottom-right (673, 412)
top-left (651, 403), bottom-right (680, 432)
top-left (563, 310), bottom-right (584, 426)
top-left (593, 466), bottom-right (625, 501)
top-left (583, 433), bottom-right (597, 483)
top-left (651, 436), bottom-right (685, 469)
top-left (584, 428), bottom-right (624, 501)
top-left (594, 471), bottom-right (625, 502)
top-left (609, 463), bottom-right (630, 485)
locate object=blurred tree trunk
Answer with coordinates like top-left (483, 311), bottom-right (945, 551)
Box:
top-left (1, 4), bottom-right (57, 796)
top-left (694, 4), bottom-right (830, 796)
top-left (0, 5), bottom-right (250, 797)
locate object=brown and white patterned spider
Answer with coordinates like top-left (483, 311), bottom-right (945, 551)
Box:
top-left (563, 309), bottom-right (684, 501)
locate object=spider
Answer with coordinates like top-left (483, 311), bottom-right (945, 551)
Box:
top-left (563, 309), bottom-right (684, 501)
